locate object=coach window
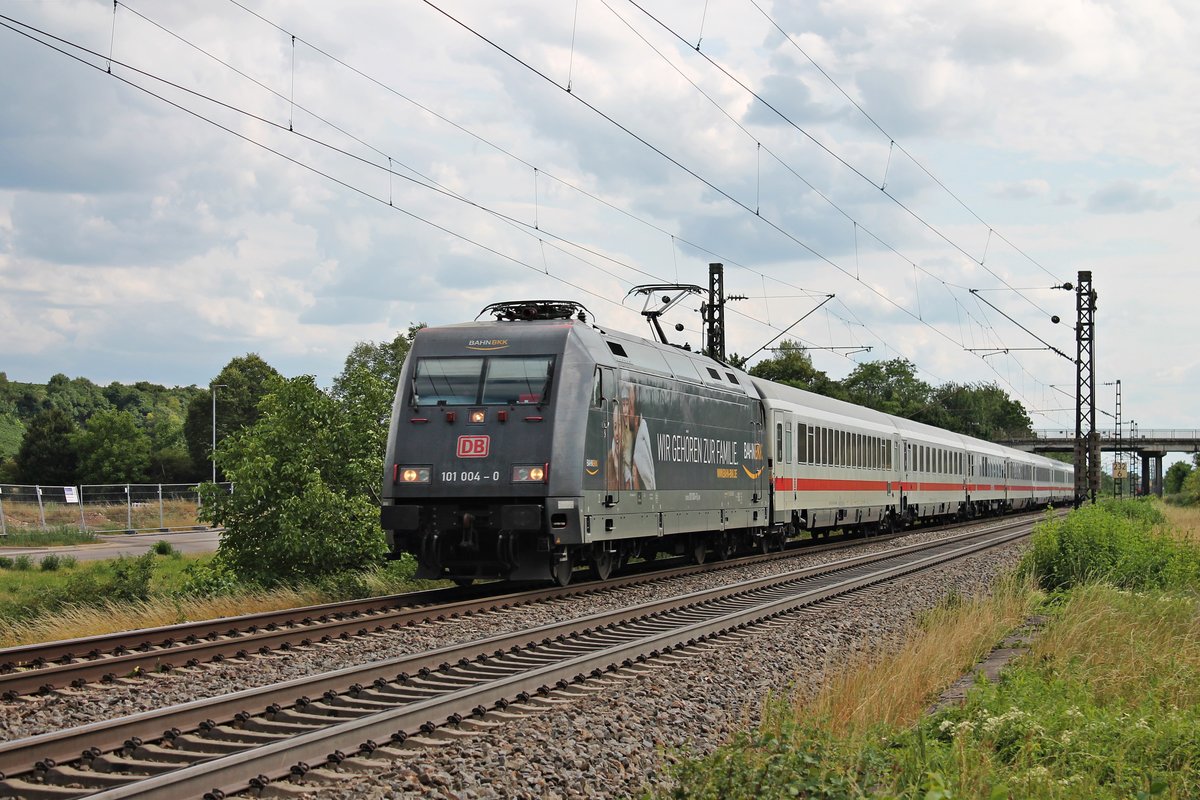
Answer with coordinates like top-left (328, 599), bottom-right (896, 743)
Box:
top-left (798, 423), bottom-right (808, 464)
top-left (776, 423), bottom-right (784, 464)
top-left (785, 422), bottom-right (793, 464)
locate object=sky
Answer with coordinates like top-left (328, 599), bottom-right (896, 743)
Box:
top-left (2, 0), bottom-right (1199, 458)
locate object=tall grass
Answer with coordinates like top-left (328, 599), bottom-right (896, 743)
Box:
top-left (800, 576), bottom-right (1042, 738)
top-left (0, 552), bottom-right (442, 647)
top-left (662, 500), bottom-right (1200, 799)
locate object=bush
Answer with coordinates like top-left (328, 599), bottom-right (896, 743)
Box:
top-left (152, 540), bottom-right (176, 556)
top-left (177, 559), bottom-right (242, 597)
top-left (108, 553), bottom-right (155, 602)
top-left (1022, 501), bottom-right (1200, 591)
top-left (13, 555), bottom-right (33, 571)
top-left (0, 556), bottom-right (13, 570)
top-left (40, 553), bottom-right (63, 571)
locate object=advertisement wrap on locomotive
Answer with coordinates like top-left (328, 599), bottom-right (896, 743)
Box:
top-left (380, 300), bottom-right (1073, 586)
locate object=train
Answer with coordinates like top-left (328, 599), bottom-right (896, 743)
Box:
top-left (380, 299), bottom-right (1074, 585)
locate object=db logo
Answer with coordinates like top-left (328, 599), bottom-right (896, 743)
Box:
top-left (457, 435), bottom-right (490, 458)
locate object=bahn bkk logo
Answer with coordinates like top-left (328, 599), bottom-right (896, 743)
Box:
top-left (466, 339), bottom-right (510, 351)
top-left (457, 435), bottom-right (490, 458)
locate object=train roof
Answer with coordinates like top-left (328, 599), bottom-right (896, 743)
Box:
top-left (415, 310), bottom-right (1070, 473)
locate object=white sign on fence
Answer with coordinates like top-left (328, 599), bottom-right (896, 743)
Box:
top-left (64, 486), bottom-right (79, 504)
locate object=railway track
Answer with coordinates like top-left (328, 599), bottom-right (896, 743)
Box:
top-left (0, 514), bottom-right (1021, 698)
top-left (0, 515), bottom-right (1038, 799)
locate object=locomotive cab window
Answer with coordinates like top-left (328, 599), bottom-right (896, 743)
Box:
top-left (413, 356), bottom-right (555, 406)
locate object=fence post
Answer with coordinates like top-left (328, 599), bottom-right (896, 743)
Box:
top-left (125, 484), bottom-right (132, 532)
top-left (36, 485), bottom-right (46, 530)
top-left (78, 486), bottom-right (86, 532)
top-left (158, 484), bottom-right (164, 530)
top-left (0, 487), bottom-right (6, 536)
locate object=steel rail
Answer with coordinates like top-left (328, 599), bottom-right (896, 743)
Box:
top-left (0, 514), bottom-right (1010, 697)
top-left (0, 516), bottom-right (1035, 798)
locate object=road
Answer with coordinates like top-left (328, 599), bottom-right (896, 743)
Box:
top-left (0, 529), bottom-right (221, 562)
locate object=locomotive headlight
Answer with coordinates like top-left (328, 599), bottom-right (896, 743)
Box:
top-left (512, 464), bottom-right (549, 483)
top-left (468, 409), bottom-right (486, 424)
top-left (399, 467), bottom-right (431, 484)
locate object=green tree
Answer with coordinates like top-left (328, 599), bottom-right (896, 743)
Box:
top-left (928, 382), bottom-right (1034, 440)
top-left (184, 354), bottom-right (282, 478)
top-left (15, 408), bottom-right (80, 485)
top-left (838, 358), bottom-right (933, 419)
top-left (74, 410), bottom-right (151, 484)
top-left (333, 325), bottom-right (422, 396)
top-left (45, 373), bottom-right (112, 423)
top-left (1165, 460), bottom-right (1193, 496)
top-left (1181, 465), bottom-right (1200, 505)
top-left (199, 374), bottom-right (387, 586)
top-left (747, 340), bottom-right (839, 396)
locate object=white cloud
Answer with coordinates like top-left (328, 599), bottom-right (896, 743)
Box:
top-left (0, 0), bottom-right (1195, 433)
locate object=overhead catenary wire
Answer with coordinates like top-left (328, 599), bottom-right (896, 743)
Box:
top-left (228, 0), bottom-right (1061, 400)
top-left (0, 5), bottom-right (1072, 429)
top-left (416, 0), bottom-right (1071, 423)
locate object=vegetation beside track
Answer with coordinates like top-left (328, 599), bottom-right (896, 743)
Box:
top-left (659, 500), bottom-right (1200, 799)
top-left (0, 549), bottom-right (442, 648)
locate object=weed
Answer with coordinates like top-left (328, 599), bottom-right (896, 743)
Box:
top-left (39, 553), bottom-right (63, 571)
top-left (13, 555), bottom-right (33, 571)
top-left (0, 556), bottom-right (12, 569)
top-left (151, 540), bottom-right (176, 556)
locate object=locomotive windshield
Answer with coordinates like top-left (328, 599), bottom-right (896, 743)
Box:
top-left (412, 356), bottom-right (555, 406)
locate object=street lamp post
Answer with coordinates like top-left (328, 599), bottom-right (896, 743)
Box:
top-left (211, 384), bottom-right (227, 484)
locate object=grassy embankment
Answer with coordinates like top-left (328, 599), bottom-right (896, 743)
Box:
top-left (660, 500), bottom-right (1200, 799)
top-left (0, 544), bottom-right (442, 648)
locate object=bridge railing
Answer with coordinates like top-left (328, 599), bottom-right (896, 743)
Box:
top-left (1029, 429), bottom-right (1200, 441)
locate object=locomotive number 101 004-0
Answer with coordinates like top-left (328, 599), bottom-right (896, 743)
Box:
top-left (441, 470), bottom-right (500, 482)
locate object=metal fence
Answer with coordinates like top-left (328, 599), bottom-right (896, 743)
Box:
top-left (0, 483), bottom-right (230, 535)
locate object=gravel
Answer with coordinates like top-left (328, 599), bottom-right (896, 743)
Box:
top-left (0, 523), bottom-right (1029, 798)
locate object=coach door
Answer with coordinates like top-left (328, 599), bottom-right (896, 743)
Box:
top-left (771, 410), bottom-right (797, 522)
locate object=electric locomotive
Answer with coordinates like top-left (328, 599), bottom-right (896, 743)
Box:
top-left (380, 300), bottom-right (770, 585)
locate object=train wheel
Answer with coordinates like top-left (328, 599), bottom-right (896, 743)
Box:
top-left (453, 577), bottom-right (474, 588)
top-left (714, 535), bottom-right (734, 561)
top-left (550, 548), bottom-right (574, 587)
top-left (689, 534), bottom-right (707, 565)
top-left (590, 549), bottom-right (618, 581)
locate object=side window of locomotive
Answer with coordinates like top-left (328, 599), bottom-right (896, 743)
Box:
top-left (482, 356), bottom-right (555, 405)
top-left (591, 368), bottom-right (603, 408)
top-left (412, 357), bottom-right (484, 406)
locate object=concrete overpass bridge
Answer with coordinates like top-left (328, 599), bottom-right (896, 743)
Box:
top-left (1001, 429), bottom-right (1200, 496)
